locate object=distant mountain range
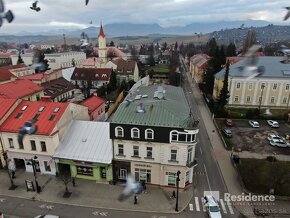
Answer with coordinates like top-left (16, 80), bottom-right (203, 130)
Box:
top-left (1, 20), bottom-right (272, 38)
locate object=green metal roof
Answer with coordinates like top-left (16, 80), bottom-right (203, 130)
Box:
top-left (112, 84), bottom-right (194, 128)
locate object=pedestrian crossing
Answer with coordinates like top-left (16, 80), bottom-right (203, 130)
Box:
top-left (189, 197), bottom-right (234, 214)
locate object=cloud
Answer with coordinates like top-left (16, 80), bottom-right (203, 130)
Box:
top-left (1, 0), bottom-right (289, 34)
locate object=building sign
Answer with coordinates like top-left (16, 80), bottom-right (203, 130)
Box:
top-left (25, 180), bottom-right (35, 192)
top-left (134, 163), bottom-right (152, 168)
top-left (76, 165), bottom-right (93, 176)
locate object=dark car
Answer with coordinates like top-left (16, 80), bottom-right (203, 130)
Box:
top-left (222, 127), bottom-right (232, 138)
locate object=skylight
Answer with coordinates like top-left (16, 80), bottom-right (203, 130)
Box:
top-left (54, 107), bottom-right (60, 113)
top-left (15, 112), bottom-right (22, 119)
top-left (48, 114), bottom-right (56, 121)
top-left (21, 105), bottom-right (28, 111)
top-left (38, 106), bottom-right (45, 112)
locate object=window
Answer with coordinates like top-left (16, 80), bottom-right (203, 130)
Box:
top-left (286, 84), bottom-right (290, 90)
top-left (54, 107), bottom-right (60, 113)
top-left (19, 141), bottom-right (24, 149)
top-left (48, 114), bottom-right (56, 121)
top-left (273, 83), bottom-right (277, 90)
top-left (133, 146), bottom-right (139, 157)
top-left (146, 147), bottom-right (152, 158)
top-left (185, 171), bottom-right (190, 185)
top-left (145, 129), bottom-right (154, 140)
top-left (8, 138), bottom-right (14, 148)
top-left (283, 97), bottom-right (288, 104)
top-left (270, 97), bottom-right (275, 103)
top-left (234, 96), bottom-right (239, 102)
top-left (28, 140), bottom-right (36, 151)
top-left (171, 131), bottom-right (178, 142)
top-left (131, 128), bottom-right (140, 139)
top-left (118, 144), bottom-right (124, 155)
top-left (248, 83), bottom-right (253, 90)
top-left (187, 147), bottom-right (193, 163)
top-left (15, 112), bottom-right (22, 118)
top-left (236, 82), bottom-right (240, 89)
top-left (40, 141), bottom-right (47, 152)
top-left (21, 105), bottom-right (28, 111)
top-left (166, 172), bottom-right (176, 186)
top-left (38, 106), bottom-right (45, 112)
top-left (76, 165), bottom-right (93, 176)
top-left (170, 149), bottom-right (177, 161)
top-left (246, 96), bottom-right (251, 102)
top-left (115, 126), bottom-right (124, 137)
top-left (135, 168), bottom-right (151, 183)
top-left (32, 113), bottom-right (40, 120)
top-left (44, 161), bottom-right (51, 172)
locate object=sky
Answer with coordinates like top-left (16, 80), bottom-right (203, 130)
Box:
top-left (1, 0), bottom-right (289, 34)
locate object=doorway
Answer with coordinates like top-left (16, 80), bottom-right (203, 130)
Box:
top-left (100, 166), bottom-right (106, 179)
top-left (119, 168), bottom-right (127, 180)
top-left (58, 163), bottom-right (71, 177)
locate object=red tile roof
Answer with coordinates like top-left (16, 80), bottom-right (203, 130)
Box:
top-left (0, 53), bottom-right (12, 57)
top-left (112, 58), bottom-right (136, 74)
top-left (98, 24), bottom-right (105, 38)
top-left (0, 100), bottom-right (69, 135)
top-left (80, 95), bottom-right (105, 113)
top-left (0, 79), bottom-right (44, 99)
top-left (71, 68), bottom-right (111, 81)
top-left (18, 73), bottom-right (47, 81)
top-left (0, 64), bottom-right (27, 82)
top-left (0, 98), bottom-right (18, 121)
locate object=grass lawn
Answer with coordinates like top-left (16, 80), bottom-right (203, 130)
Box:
top-left (150, 65), bottom-right (170, 73)
top-left (237, 158), bottom-right (290, 196)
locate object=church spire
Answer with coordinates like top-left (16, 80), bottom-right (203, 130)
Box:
top-left (98, 22), bottom-right (105, 38)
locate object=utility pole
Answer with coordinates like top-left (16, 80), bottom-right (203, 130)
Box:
top-left (175, 170), bottom-right (181, 211)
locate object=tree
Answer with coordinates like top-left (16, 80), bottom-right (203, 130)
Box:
top-left (60, 172), bottom-right (72, 198)
top-left (17, 52), bottom-right (24, 64)
top-left (226, 42), bottom-right (236, 56)
top-left (71, 58), bottom-right (75, 67)
top-left (207, 38), bottom-right (218, 57)
top-left (162, 42), bottom-right (167, 51)
top-left (174, 41), bottom-right (178, 51)
top-left (109, 41), bottom-right (115, 47)
top-left (217, 60), bottom-right (230, 114)
top-left (108, 70), bottom-right (117, 91)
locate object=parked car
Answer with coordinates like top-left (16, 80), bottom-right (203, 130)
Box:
top-left (267, 120), bottom-right (279, 128)
top-left (249, 120), bottom-right (260, 128)
top-left (222, 127), bottom-right (232, 138)
top-left (267, 134), bottom-right (284, 141)
top-left (204, 195), bottom-right (222, 218)
top-left (269, 139), bottom-right (290, 148)
top-left (224, 118), bottom-right (233, 127)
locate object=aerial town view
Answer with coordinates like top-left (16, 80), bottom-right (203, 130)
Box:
top-left (0, 0), bottom-right (290, 218)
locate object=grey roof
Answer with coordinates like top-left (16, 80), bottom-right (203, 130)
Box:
top-left (111, 84), bottom-right (193, 128)
top-left (215, 56), bottom-right (290, 79)
top-left (54, 120), bottom-right (112, 164)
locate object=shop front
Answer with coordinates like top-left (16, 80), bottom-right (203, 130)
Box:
top-left (114, 160), bottom-right (130, 182)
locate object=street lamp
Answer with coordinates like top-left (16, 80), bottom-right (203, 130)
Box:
top-left (31, 156), bottom-right (41, 193)
top-left (175, 170), bottom-right (181, 212)
top-left (258, 83), bottom-right (265, 116)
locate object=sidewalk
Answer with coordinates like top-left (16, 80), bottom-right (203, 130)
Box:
top-left (0, 169), bottom-right (193, 213)
top-left (183, 64), bottom-right (290, 217)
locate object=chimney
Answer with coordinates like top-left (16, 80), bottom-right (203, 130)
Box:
top-left (41, 96), bottom-right (52, 102)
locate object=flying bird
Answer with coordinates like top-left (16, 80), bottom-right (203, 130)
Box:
top-left (239, 24), bottom-right (245, 30)
top-left (85, 0), bottom-right (89, 5)
top-left (0, 0), bottom-right (14, 28)
top-left (118, 175), bottom-right (143, 202)
top-left (18, 120), bottom-right (38, 146)
top-left (30, 1), bottom-right (41, 12)
top-left (284, 7), bottom-right (290, 21)
top-left (240, 44), bottom-right (264, 80)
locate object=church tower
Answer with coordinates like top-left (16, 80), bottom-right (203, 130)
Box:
top-left (98, 23), bottom-right (107, 65)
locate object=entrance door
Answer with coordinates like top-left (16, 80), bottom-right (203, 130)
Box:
top-left (100, 167), bottom-right (106, 179)
top-left (119, 168), bottom-right (127, 180)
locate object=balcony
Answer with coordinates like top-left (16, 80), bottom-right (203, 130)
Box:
top-left (186, 159), bottom-right (198, 168)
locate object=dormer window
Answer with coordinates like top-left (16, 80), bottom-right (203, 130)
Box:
top-left (131, 128), bottom-right (140, 139)
top-left (145, 129), bottom-right (154, 140)
top-left (38, 106), bottom-right (45, 112)
top-left (170, 131), bottom-right (178, 142)
top-left (21, 105), bottom-right (28, 111)
top-left (102, 74), bottom-right (107, 77)
top-left (115, 126), bottom-right (124, 137)
top-left (95, 74), bottom-right (99, 77)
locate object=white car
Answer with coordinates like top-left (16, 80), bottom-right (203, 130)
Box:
top-left (204, 195), bottom-right (222, 218)
top-left (267, 120), bottom-right (279, 128)
top-left (249, 120), bottom-right (260, 128)
top-left (269, 139), bottom-right (290, 148)
top-left (267, 134), bottom-right (284, 141)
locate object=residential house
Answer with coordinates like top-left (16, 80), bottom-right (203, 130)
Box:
top-left (0, 53), bottom-right (12, 67)
top-left (0, 101), bottom-right (89, 175)
top-left (0, 64), bottom-right (32, 84)
top-left (71, 68), bottom-right (111, 89)
top-left (110, 84), bottom-right (199, 189)
top-left (0, 79), bottom-right (44, 101)
top-left (213, 56), bottom-right (290, 108)
top-left (189, 54), bottom-right (209, 84)
top-left (54, 121), bottom-right (112, 182)
top-left (80, 95), bottom-right (106, 121)
top-left (0, 99), bottom-right (21, 168)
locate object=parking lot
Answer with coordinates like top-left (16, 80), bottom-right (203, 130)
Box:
top-left (219, 119), bottom-right (290, 155)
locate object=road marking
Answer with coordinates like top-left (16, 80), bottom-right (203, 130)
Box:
top-left (39, 204), bottom-right (46, 209)
top-left (194, 197), bottom-right (200, 211)
top-left (0, 198), bottom-right (6, 203)
top-left (226, 200), bottom-right (234, 214)
top-left (46, 205), bottom-right (54, 210)
top-left (92, 211), bottom-right (109, 216)
top-left (203, 164), bottom-right (211, 191)
top-left (199, 146), bottom-right (203, 155)
top-left (201, 197), bottom-right (206, 212)
top-left (189, 203), bottom-right (193, 211)
top-left (219, 199), bottom-right (227, 214)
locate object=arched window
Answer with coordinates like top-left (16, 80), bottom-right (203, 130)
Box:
top-left (145, 129), bottom-right (154, 140)
top-left (115, 126), bottom-right (124, 137)
top-left (131, 128), bottom-right (140, 139)
top-left (170, 131), bottom-right (178, 142)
